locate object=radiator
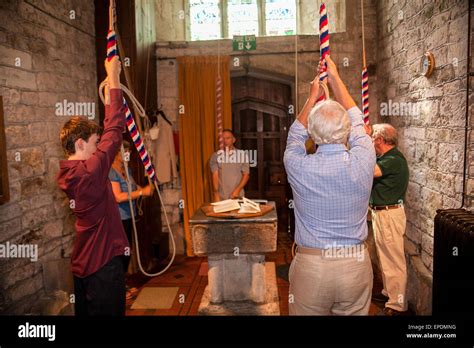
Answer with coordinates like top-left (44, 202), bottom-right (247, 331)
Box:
top-left (432, 209), bottom-right (474, 315)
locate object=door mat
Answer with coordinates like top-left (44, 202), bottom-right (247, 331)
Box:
top-left (131, 287), bottom-right (179, 310)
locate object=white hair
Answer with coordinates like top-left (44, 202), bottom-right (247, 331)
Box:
top-left (372, 123), bottom-right (398, 146)
top-left (307, 100), bottom-right (351, 145)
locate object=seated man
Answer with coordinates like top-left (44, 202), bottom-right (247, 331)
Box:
top-left (284, 56), bottom-right (376, 315)
top-left (209, 129), bottom-right (250, 202)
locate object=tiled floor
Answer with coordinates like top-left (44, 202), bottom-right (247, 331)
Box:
top-left (125, 229), bottom-right (408, 316)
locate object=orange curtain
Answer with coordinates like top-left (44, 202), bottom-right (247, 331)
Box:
top-left (177, 56), bottom-right (232, 256)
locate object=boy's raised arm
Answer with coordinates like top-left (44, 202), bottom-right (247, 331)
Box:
top-left (85, 57), bottom-right (125, 184)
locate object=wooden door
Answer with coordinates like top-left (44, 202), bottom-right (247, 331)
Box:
top-left (231, 76), bottom-right (293, 232)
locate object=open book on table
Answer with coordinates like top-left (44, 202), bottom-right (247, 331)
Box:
top-left (211, 197), bottom-right (262, 214)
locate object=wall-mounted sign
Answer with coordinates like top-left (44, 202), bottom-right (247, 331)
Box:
top-left (232, 35), bottom-right (256, 51)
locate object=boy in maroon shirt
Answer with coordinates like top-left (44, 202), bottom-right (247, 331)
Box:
top-left (57, 56), bottom-right (129, 316)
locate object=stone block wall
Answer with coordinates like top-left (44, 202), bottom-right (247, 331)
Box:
top-left (376, 0), bottom-right (470, 314)
top-left (155, 0), bottom-right (186, 42)
top-left (0, 0), bottom-right (97, 314)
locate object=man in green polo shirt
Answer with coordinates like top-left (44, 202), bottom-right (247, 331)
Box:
top-left (370, 123), bottom-right (409, 316)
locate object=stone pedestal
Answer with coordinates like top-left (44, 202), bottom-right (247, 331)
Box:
top-left (189, 202), bottom-right (278, 315)
top-left (208, 254), bottom-right (265, 303)
top-left (198, 262), bottom-right (280, 315)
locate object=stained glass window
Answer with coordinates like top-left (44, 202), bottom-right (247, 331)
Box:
top-left (265, 0), bottom-right (296, 36)
top-left (227, 0), bottom-right (259, 37)
top-left (189, 0), bottom-right (221, 41)
top-left (188, 0), bottom-right (339, 41)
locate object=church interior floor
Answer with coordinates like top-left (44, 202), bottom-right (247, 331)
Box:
top-left (125, 229), bottom-right (413, 316)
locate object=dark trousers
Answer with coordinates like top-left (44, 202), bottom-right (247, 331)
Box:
top-left (122, 219), bottom-right (133, 272)
top-left (73, 256), bottom-right (125, 316)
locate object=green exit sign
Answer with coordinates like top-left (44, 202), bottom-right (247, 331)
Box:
top-left (232, 35), bottom-right (256, 51)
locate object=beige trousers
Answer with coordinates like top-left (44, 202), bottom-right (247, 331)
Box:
top-left (371, 206), bottom-right (408, 311)
top-left (288, 248), bottom-right (373, 315)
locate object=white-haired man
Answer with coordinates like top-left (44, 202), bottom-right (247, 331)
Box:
top-left (370, 124), bottom-right (409, 316)
top-left (284, 56), bottom-right (376, 315)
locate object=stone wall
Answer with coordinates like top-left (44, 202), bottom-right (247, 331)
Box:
top-left (376, 0), bottom-right (470, 314)
top-left (0, 0), bottom-right (97, 314)
top-left (298, 0), bottom-right (347, 35)
top-left (155, 0), bottom-right (186, 42)
top-left (154, 0), bottom-right (378, 255)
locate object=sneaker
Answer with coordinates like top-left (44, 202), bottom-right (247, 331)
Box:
top-left (372, 292), bottom-right (389, 303)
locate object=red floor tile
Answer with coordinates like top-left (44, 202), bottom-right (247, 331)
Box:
top-left (198, 261), bottom-right (208, 276)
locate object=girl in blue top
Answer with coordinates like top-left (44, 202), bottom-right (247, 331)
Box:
top-left (109, 141), bottom-right (153, 299)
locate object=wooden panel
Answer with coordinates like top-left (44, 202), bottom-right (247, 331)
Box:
top-left (0, 97), bottom-right (9, 204)
top-left (134, 0), bottom-right (157, 109)
top-left (256, 111), bottom-right (264, 198)
top-left (240, 109), bottom-right (256, 132)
